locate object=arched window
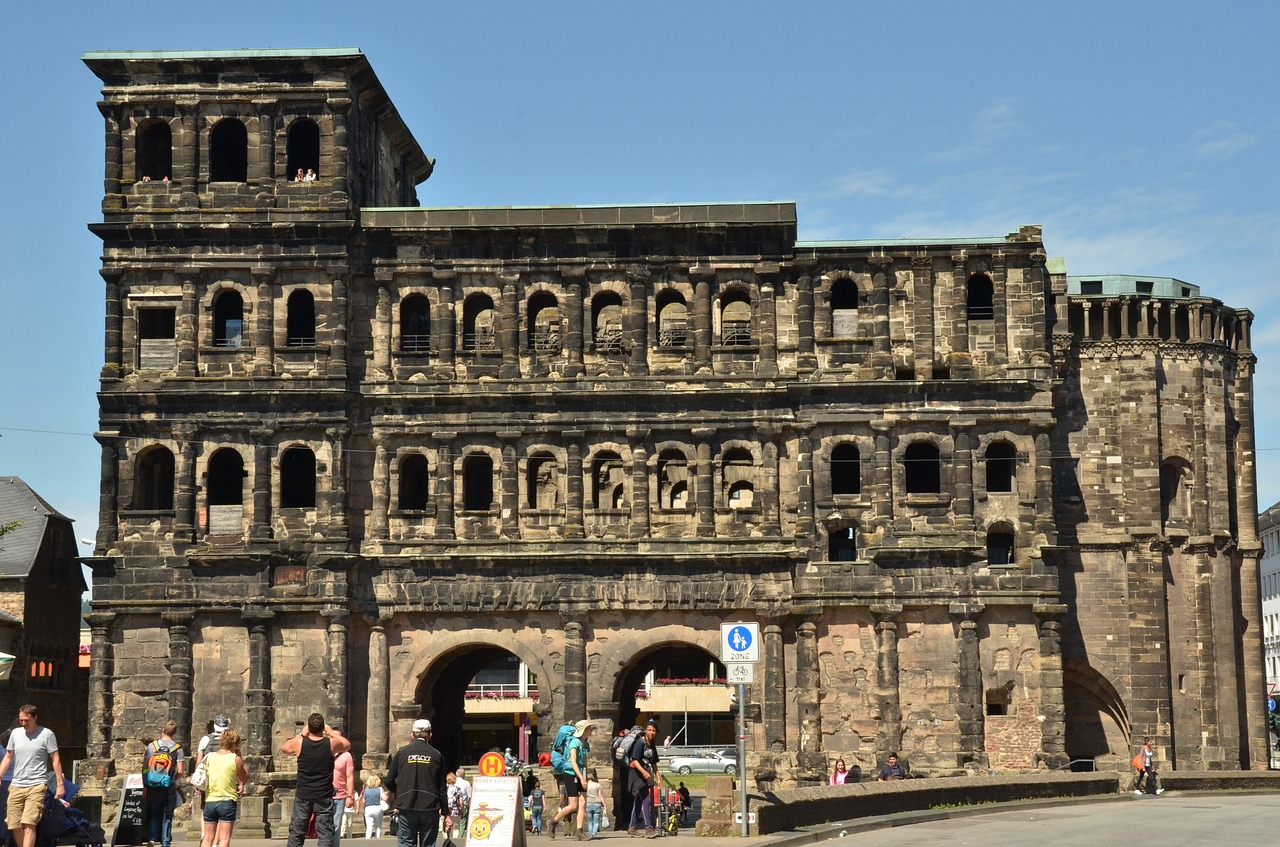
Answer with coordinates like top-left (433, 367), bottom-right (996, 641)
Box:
top-left (986, 525), bottom-right (1015, 565)
top-left (463, 294), bottom-right (497, 351)
top-left (527, 453), bottom-right (560, 510)
top-left (280, 447), bottom-right (316, 508)
top-left (829, 526), bottom-right (858, 562)
top-left (719, 292), bottom-right (753, 346)
top-left (904, 442), bottom-right (941, 494)
top-left (985, 441), bottom-right (1017, 493)
top-left (286, 289), bottom-right (316, 347)
top-left (657, 292), bottom-right (689, 348)
top-left (400, 295), bottom-right (431, 353)
top-left (207, 448), bottom-right (244, 506)
top-left (831, 278), bottom-right (859, 336)
top-left (209, 118), bottom-right (248, 183)
top-left (967, 273), bottom-right (994, 321)
top-left (831, 443), bottom-right (861, 496)
top-left (212, 290), bottom-right (244, 348)
top-left (722, 447), bottom-right (754, 508)
top-left (136, 120), bottom-right (172, 182)
top-left (463, 454), bottom-right (494, 510)
top-left (399, 454), bottom-right (430, 511)
top-left (658, 449), bottom-right (690, 510)
top-left (134, 447), bottom-right (175, 510)
top-left (591, 451), bottom-right (625, 509)
top-left (286, 119), bottom-right (320, 179)
top-left (592, 292), bottom-right (623, 353)
top-left (528, 292), bottom-right (561, 352)
top-left (1175, 305), bottom-right (1191, 342)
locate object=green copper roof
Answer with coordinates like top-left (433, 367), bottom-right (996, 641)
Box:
top-left (82, 47), bottom-right (363, 60)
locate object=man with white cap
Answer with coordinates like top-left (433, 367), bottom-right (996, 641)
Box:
top-left (549, 720), bottom-right (592, 841)
top-left (385, 719), bottom-right (452, 847)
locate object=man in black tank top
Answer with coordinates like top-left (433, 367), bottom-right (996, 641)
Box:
top-left (282, 713), bottom-right (351, 847)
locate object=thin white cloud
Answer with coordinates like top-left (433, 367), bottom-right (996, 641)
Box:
top-left (1193, 120), bottom-right (1260, 159)
top-left (929, 98), bottom-right (1024, 163)
top-left (826, 168), bottom-right (896, 199)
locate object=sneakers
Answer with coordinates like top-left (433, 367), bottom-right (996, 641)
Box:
top-left (1132, 789), bottom-right (1142, 795)
top-left (549, 820), bottom-right (557, 839)
top-left (627, 827), bottom-right (637, 838)
top-left (1156, 788), bottom-right (1165, 795)
top-left (645, 828), bottom-right (656, 839)
top-left (577, 832), bottom-right (586, 842)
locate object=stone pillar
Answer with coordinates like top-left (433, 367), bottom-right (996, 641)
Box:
top-left (794, 617), bottom-right (825, 783)
top-left (872, 423), bottom-right (893, 533)
top-left (911, 257), bottom-right (934, 378)
top-left (324, 608), bottom-right (350, 728)
top-left (628, 432), bottom-right (650, 539)
top-left (173, 425), bottom-right (197, 541)
top-left (992, 254), bottom-right (1008, 359)
top-left (1034, 604), bottom-right (1068, 769)
top-left (757, 278), bottom-right (778, 376)
top-left (373, 273), bottom-right (392, 379)
top-left (627, 268), bottom-right (650, 375)
top-left (253, 100), bottom-right (275, 192)
top-left (177, 278), bottom-right (198, 377)
top-left (99, 103), bottom-right (121, 196)
top-left (328, 270), bottom-right (349, 379)
top-left (163, 612), bottom-right (195, 740)
top-left (950, 603), bottom-right (987, 769)
top-left (326, 427), bottom-right (349, 539)
top-left (871, 605), bottom-right (903, 760)
top-left (952, 256), bottom-right (970, 368)
top-left (370, 440), bottom-right (390, 541)
top-left (692, 271), bottom-right (713, 372)
top-left (434, 438), bottom-right (455, 539)
top-left (762, 622), bottom-right (786, 753)
top-left (564, 432), bottom-right (585, 539)
top-left (869, 256), bottom-right (893, 377)
top-left (250, 429), bottom-right (273, 541)
top-left (253, 269), bottom-right (274, 376)
top-left (85, 612), bottom-right (116, 760)
top-left (693, 430), bottom-right (715, 537)
top-left (95, 437), bottom-right (119, 550)
top-left (101, 269), bottom-right (123, 379)
top-left (1028, 250), bottom-right (1048, 344)
top-left (563, 272), bottom-right (584, 378)
top-left (328, 98), bottom-right (351, 204)
top-left (364, 617), bottom-right (392, 771)
top-left (499, 273), bottom-right (520, 379)
top-left (242, 608), bottom-right (276, 769)
top-left (433, 271), bottom-right (457, 377)
top-left (175, 100), bottom-right (199, 208)
top-left (795, 275), bottom-right (817, 373)
top-left (759, 428), bottom-right (781, 536)
top-left (795, 433), bottom-right (814, 539)
top-left (1033, 426), bottom-right (1055, 543)
top-left (499, 433), bottom-right (520, 538)
top-left (951, 426), bottom-right (974, 528)
top-left (563, 618), bottom-right (587, 720)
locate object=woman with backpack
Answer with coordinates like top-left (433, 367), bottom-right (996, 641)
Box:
top-left (549, 721), bottom-right (592, 841)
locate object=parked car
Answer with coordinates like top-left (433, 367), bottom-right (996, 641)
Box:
top-left (665, 752), bottom-right (737, 775)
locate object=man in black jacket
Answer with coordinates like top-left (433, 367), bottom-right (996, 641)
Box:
top-left (385, 719), bottom-right (453, 847)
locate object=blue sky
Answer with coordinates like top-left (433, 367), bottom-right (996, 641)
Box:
top-left (2, 1), bottom-right (1278, 557)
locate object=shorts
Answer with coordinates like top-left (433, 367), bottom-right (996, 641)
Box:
top-left (6, 784), bottom-right (47, 830)
top-left (564, 776), bottom-right (583, 798)
top-left (203, 800), bottom-right (239, 823)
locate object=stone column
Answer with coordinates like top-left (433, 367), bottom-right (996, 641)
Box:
top-left (101, 269), bottom-right (123, 379)
top-left (242, 608), bottom-right (276, 768)
top-left (950, 603), bottom-right (987, 769)
top-left (370, 440), bottom-right (390, 542)
top-left (1028, 251), bottom-right (1048, 345)
top-left (373, 272), bottom-right (393, 379)
top-left (253, 100), bottom-right (275, 193)
top-left (564, 432), bottom-right (585, 539)
top-left (795, 433), bottom-right (815, 539)
top-left (250, 429), bottom-right (273, 541)
top-left (85, 612), bottom-right (116, 760)
top-left (759, 427), bottom-right (781, 536)
top-left (328, 98), bottom-right (351, 204)
top-left (364, 616), bottom-right (392, 771)
top-left (871, 423), bottom-right (893, 533)
top-left (762, 621), bottom-right (786, 753)
top-left (324, 608), bottom-right (350, 727)
top-left (327, 427), bottom-right (349, 539)
top-left (951, 426), bottom-right (974, 529)
top-left (992, 254), bottom-right (1008, 359)
top-left (911, 257), bottom-right (934, 378)
top-left (433, 271), bottom-right (458, 377)
top-left (563, 618), bottom-right (587, 720)
top-left (951, 256), bottom-right (969, 370)
top-left (627, 267), bottom-right (650, 375)
top-left (757, 278), bottom-right (778, 376)
top-left (253, 268), bottom-right (275, 376)
top-left (869, 256), bottom-right (893, 377)
top-left (693, 429), bottom-right (715, 537)
top-left (795, 274), bottom-right (817, 373)
top-left (499, 272), bottom-right (521, 379)
top-left (175, 99), bottom-right (199, 208)
top-left (794, 617), bottom-right (825, 783)
top-left (1034, 604), bottom-right (1068, 769)
top-left (434, 438), bottom-right (456, 539)
top-left (173, 424), bottom-right (197, 541)
top-left (163, 612), bottom-right (195, 739)
top-left (871, 605), bottom-right (903, 761)
top-left (177, 278), bottom-right (198, 377)
top-left (99, 103), bottom-right (121, 196)
top-left (95, 437), bottom-right (119, 550)
top-left (327, 269), bottom-right (349, 379)
top-left (562, 271), bottom-right (584, 378)
top-left (499, 433), bottom-right (520, 538)
top-left (692, 270), bottom-right (713, 373)
top-left (628, 431), bottom-right (650, 539)
top-left (1033, 425), bottom-right (1055, 543)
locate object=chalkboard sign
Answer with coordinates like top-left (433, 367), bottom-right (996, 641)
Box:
top-left (110, 773), bottom-right (146, 847)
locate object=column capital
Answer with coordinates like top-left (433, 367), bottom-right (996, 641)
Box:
top-left (948, 602), bottom-right (985, 625)
top-left (85, 612), bottom-right (117, 630)
top-left (162, 610), bottom-right (195, 629)
top-left (870, 604), bottom-right (902, 623)
top-left (1033, 603), bottom-right (1068, 622)
top-left (911, 256), bottom-right (933, 272)
top-left (242, 607), bottom-right (276, 627)
top-left (867, 254), bottom-right (894, 271)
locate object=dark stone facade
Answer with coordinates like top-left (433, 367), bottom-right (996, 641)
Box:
top-left (80, 48), bottom-right (1266, 831)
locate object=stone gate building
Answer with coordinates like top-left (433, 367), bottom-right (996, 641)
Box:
top-left (80, 48), bottom-right (1266, 828)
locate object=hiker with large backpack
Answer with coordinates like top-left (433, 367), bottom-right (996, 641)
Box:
top-left (548, 721), bottom-right (592, 841)
top-left (144, 720), bottom-right (185, 847)
top-left (626, 721), bottom-right (660, 838)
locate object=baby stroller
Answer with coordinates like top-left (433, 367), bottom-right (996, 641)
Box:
top-left (0, 780), bottom-right (105, 847)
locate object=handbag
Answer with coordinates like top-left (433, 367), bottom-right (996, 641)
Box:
top-left (190, 760), bottom-right (207, 790)
top-left (601, 811), bottom-right (610, 829)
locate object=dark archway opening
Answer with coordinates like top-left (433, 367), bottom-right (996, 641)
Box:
top-left (137, 120), bottom-right (172, 182)
top-left (210, 118), bottom-right (248, 182)
top-left (286, 119), bottom-right (320, 179)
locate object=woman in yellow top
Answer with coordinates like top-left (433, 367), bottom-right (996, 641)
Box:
top-left (199, 729), bottom-right (249, 847)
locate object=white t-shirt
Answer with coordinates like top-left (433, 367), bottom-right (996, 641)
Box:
top-left (7, 726), bottom-right (58, 788)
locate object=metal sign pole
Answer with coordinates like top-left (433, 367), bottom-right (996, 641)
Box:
top-left (739, 682), bottom-right (748, 837)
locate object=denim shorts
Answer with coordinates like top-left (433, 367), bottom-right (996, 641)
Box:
top-left (203, 800), bottom-right (238, 823)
